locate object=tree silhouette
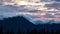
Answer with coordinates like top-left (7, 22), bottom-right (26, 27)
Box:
top-left (55, 29), bottom-right (60, 34)
top-left (0, 25), bottom-right (3, 34)
top-left (30, 28), bottom-right (38, 34)
top-left (9, 28), bottom-right (14, 34)
top-left (17, 27), bottom-right (22, 34)
top-left (26, 29), bottom-right (29, 34)
top-left (5, 29), bottom-right (9, 34)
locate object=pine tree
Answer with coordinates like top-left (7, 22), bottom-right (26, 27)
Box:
top-left (17, 27), bottom-right (22, 34)
top-left (5, 29), bottom-right (9, 34)
top-left (9, 28), bottom-right (14, 34)
top-left (0, 25), bottom-right (3, 34)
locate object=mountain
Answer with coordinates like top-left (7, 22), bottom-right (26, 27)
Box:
top-left (0, 16), bottom-right (35, 33)
top-left (0, 16), bottom-right (60, 34)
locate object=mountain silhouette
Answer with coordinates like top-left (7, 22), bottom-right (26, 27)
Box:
top-left (0, 16), bottom-right (60, 34)
top-left (0, 16), bottom-right (35, 33)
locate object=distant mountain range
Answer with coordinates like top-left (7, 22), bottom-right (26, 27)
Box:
top-left (0, 16), bottom-right (60, 33)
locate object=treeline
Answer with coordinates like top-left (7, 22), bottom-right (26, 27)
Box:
top-left (0, 26), bottom-right (60, 34)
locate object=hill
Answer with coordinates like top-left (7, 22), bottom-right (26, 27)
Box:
top-left (0, 16), bottom-right (60, 34)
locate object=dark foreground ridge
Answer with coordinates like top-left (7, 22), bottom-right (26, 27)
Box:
top-left (0, 16), bottom-right (60, 34)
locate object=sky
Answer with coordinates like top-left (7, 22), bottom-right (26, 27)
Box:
top-left (0, 0), bottom-right (60, 24)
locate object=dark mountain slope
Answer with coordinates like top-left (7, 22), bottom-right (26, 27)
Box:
top-left (0, 16), bottom-right (35, 33)
top-left (0, 16), bottom-right (60, 34)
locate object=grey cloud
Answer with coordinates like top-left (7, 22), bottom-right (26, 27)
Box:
top-left (45, 3), bottom-right (60, 7)
top-left (40, 0), bottom-right (54, 2)
top-left (45, 14), bottom-right (54, 18)
top-left (0, 5), bottom-right (35, 20)
top-left (55, 0), bottom-right (60, 2)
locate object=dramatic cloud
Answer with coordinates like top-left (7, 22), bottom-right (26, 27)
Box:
top-left (55, 0), bottom-right (60, 2)
top-left (45, 3), bottom-right (60, 7)
top-left (0, 0), bottom-right (60, 24)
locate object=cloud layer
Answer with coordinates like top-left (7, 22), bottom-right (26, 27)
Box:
top-left (0, 1), bottom-right (60, 24)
